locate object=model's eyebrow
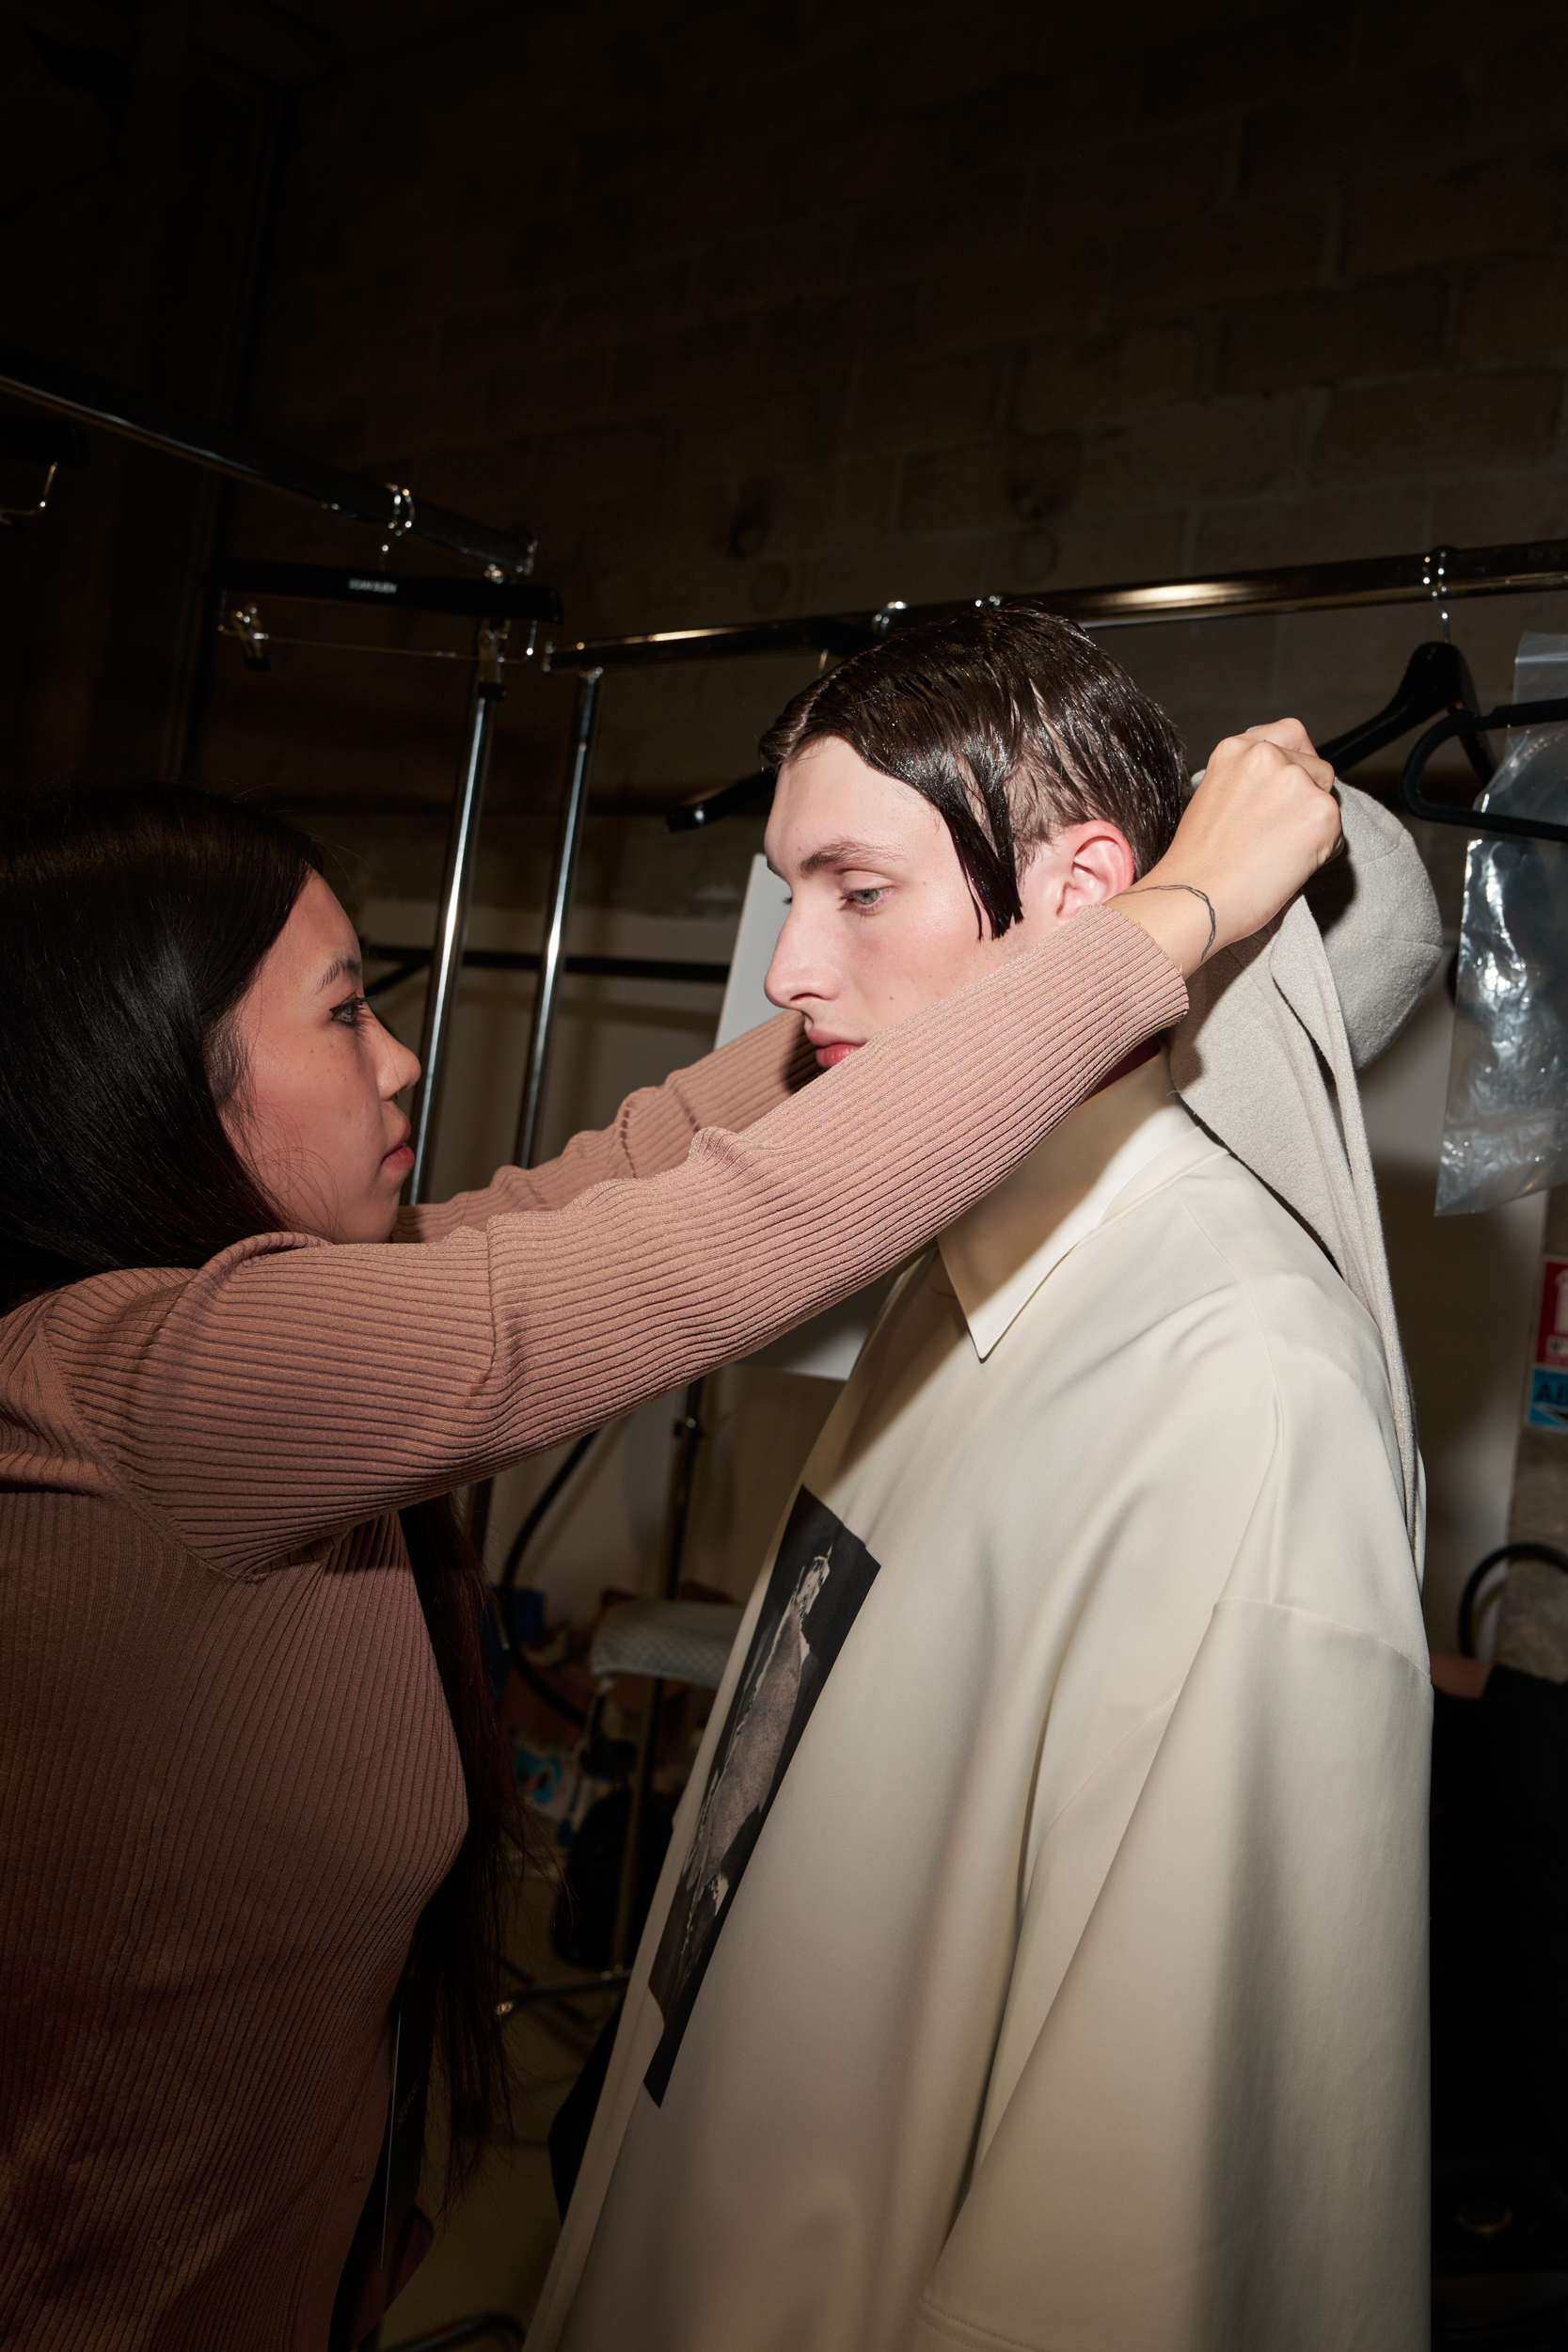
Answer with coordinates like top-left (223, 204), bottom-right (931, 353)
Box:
top-left (315, 954), bottom-right (363, 994)
top-left (795, 836), bottom-right (906, 876)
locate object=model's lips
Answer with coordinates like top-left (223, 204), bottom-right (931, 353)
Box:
top-left (810, 1038), bottom-right (863, 1070)
top-left (383, 1121), bottom-right (413, 1168)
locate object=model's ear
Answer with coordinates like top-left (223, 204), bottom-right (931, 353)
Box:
top-left (1019, 823), bottom-right (1137, 924)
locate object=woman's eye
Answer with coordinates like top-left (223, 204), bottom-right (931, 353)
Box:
top-left (330, 993), bottom-right (371, 1027)
top-left (844, 887), bottom-right (886, 910)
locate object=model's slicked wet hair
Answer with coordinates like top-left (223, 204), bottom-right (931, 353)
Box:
top-left (760, 606), bottom-right (1190, 936)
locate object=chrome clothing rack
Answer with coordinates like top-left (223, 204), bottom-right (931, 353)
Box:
top-left (0, 342), bottom-right (559, 1203)
top-left (521, 538), bottom-right (1568, 1160)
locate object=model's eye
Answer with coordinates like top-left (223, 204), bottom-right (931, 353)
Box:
top-left (329, 993), bottom-right (370, 1027)
top-left (844, 887), bottom-right (886, 910)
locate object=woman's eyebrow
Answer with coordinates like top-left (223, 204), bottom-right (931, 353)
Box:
top-left (315, 954), bottom-right (363, 994)
top-left (798, 837), bottom-right (904, 875)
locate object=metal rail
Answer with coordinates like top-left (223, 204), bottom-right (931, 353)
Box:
top-left (361, 943), bottom-right (730, 997)
top-left (0, 341), bottom-right (536, 575)
top-left (498, 1962), bottom-right (632, 2008)
top-left (408, 620), bottom-right (510, 1201)
top-left (460, 671), bottom-right (602, 1564)
top-left (214, 559), bottom-right (560, 620)
top-left (544, 538), bottom-right (1568, 672)
top-left (515, 670), bottom-right (603, 1169)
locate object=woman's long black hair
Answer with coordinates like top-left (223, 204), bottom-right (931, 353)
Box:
top-left (0, 781), bottom-right (524, 2190)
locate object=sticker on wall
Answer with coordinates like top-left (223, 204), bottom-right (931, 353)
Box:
top-left (1527, 1257), bottom-right (1568, 1429)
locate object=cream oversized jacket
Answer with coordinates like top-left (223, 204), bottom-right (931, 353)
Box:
top-left (531, 1088), bottom-right (1431, 2352)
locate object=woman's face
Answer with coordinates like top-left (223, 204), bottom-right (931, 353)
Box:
top-left (222, 872), bottom-right (421, 1243)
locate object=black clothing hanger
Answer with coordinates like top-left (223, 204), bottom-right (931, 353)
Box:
top-left (1320, 639), bottom-right (1497, 787)
top-left (1402, 699), bottom-right (1568, 843)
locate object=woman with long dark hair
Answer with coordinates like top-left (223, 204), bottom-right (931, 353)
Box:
top-left (0, 736), bottom-right (1336, 2349)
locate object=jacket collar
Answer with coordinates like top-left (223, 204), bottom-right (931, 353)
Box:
top-left (937, 1065), bottom-right (1197, 1361)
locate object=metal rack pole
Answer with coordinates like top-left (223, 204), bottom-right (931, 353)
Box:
top-left (0, 342), bottom-right (536, 576)
top-left (467, 668), bottom-right (603, 1563)
top-left (610, 1374), bottom-right (707, 1968)
top-left (514, 668), bottom-right (603, 1169)
top-left (408, 619), bottom-right (509, 1202)
top-left (543, 538), bottom-right (1568, 674)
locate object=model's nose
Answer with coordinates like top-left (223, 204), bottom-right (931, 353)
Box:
top-left (764, 906), bottom-right (832, 1010)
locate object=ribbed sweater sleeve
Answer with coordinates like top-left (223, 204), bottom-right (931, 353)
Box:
top-left (400, 1009), bottom-right (816, 1237)
top-left (42, 910), bottom-right (1184, 1577)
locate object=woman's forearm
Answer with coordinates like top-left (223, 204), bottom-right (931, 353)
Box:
top-left (400, 1012), bottom-right (816, 1238)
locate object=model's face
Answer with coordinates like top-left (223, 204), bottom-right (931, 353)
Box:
top-left (222, 871), bottom-right (421, 1243)
top-left (762, 737), bottom-right (1136, 1067)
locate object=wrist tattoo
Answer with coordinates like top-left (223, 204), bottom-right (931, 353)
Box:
top-left (1125, 883), bottom-right (1217, 963)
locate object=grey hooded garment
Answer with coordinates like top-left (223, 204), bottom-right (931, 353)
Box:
top-left (1171, 782), bottom-right (1443, 1548)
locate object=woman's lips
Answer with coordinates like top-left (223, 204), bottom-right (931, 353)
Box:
top-left (383, 1123), bottom-right (413, 1169)
top-left (812, 1039), bottom-right (862, 1070)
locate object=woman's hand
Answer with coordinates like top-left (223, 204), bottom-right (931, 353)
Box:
top-left (1109, 719), bottom-right (1341, 978)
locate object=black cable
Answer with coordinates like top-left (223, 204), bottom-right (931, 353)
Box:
top-left (1457, 1541), bottom-right (1568, 1658)
top-left (500, 1427), bottom-right (600, 1591)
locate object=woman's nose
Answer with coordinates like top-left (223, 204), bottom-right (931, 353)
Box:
top-left (376, 1019), bottom-right (420, 1096)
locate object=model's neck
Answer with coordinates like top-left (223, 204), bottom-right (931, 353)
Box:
top-left (945, 1047), bottom-right (1176, 1264)
top-left (1024, 1045), bottom-right (1173, 1210)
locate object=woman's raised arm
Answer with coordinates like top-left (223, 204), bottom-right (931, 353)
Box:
top-left (37, 723), bottom-right (1338, 1572)
top-left (44, 910), bottom-right (1181, 1574)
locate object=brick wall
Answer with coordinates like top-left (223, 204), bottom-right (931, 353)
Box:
top-left (180, 0), bottom-right (1568, 916)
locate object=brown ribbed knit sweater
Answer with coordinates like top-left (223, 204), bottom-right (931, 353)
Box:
top-left (0, 910), bottom-right (1183, 2351)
